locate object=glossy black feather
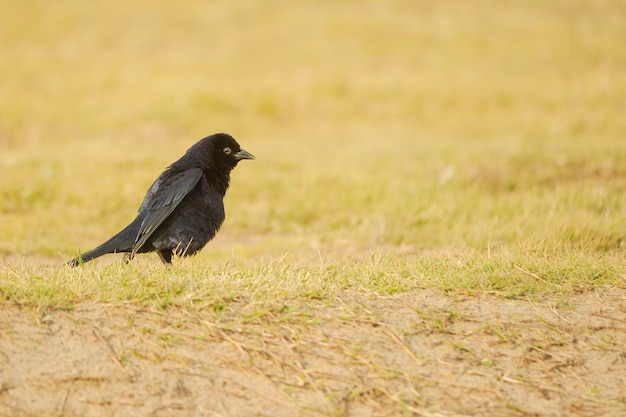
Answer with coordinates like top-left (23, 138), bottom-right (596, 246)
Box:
top-left (133, 168), bottom-right (203, 255)
top-left (68, 133), bottom-right (254, 266)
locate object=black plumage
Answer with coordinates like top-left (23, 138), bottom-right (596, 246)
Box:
top-left (68, 133), bottom-right (254, 266)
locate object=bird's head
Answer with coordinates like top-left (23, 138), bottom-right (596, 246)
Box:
top-left (206, 133), bottom-right (255, 170)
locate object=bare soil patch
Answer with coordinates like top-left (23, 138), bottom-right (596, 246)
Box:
top-left (1, 289), bottom-right (625, 417)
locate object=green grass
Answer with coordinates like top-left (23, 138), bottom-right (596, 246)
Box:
top-left (1, 0), bottom-right (625, 307)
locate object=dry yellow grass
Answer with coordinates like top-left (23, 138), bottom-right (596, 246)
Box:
top-left (1, 1), bottom-right (626, 415)
top-left (2, 0), bottom-right (625, 295)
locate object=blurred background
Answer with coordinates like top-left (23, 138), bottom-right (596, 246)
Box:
top-left (1, 0), bottom-right (625, 263)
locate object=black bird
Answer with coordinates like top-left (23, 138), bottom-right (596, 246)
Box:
top-left (68, 133), bottom-right (254, 266)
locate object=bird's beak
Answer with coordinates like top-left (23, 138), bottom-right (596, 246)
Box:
top-left (235, 148), bottom-right (255, 160)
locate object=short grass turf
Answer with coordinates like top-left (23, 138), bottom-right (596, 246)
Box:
top-left (1, 0), bottom-right (626, 306)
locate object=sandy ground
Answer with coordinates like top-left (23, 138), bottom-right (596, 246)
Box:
top-left (1, 289), bottom-right (625, 417)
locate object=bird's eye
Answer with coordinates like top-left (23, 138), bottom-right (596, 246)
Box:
top-left (223, 147), bottom-right (231, 155)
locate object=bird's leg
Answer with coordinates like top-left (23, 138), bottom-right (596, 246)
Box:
top-left (157, 250), bottom-right (173, 264)
top-left (123, 252), bottom-right (135, 264)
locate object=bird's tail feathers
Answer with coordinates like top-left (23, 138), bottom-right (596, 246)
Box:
top-left (67, 221), bottom-right (140, 267)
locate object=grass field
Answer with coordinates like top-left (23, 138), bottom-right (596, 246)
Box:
top-left (1, 1), bottom-right (626, 416)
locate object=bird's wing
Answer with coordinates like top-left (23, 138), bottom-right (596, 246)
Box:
top-left (132, 168), bottom-right (203, 255)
